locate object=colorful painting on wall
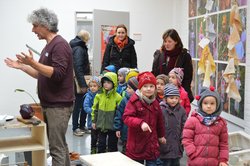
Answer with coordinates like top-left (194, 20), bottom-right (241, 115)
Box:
top-left (189, 0), bottom-right (247, 119)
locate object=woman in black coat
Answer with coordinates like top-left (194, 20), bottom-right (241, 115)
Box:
top-left (101, 24), bottom-right (137, 73)
top-left (152, 29), bottom-right (194, 102)
top-left (70, 29), bottom-right (91, 136)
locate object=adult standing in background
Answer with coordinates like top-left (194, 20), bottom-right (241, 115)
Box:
top-left (152, 29), bottom-right (194, 102)
top-left (70, 30), bottom-right (91, 136)
top-left (101, 24), bottom-right (137, 73)
top-left (4, 8), bottom-right (74, 166)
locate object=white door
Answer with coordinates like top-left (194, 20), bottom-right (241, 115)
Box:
top-left (92, 9), bottom-right (129, 75)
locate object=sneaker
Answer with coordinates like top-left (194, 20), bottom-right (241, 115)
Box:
top-left (73, 128), bottom-right (84, 136)
top-left (80, 127), bottom-right (91, 134)
top-left (84, 129), bottom-right (91, 134)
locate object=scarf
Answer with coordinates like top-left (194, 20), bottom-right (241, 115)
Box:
top-left (164, 48), bottom-right (182, 73)
top-left (136, 90), bottom-right (155, 105)
top-left (114, 36), bottom-right (128, 50)
top-left (198, 112), bottom-right (218, 126)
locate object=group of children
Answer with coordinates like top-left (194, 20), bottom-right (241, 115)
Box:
top-left (81, 65), bottom-right (229, 166)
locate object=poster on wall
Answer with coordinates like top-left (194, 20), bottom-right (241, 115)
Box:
top-left (101, 25), bottom-right (117, 62)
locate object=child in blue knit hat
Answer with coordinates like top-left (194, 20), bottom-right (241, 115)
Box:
top-left (159, 83), bottom-right (187, 166)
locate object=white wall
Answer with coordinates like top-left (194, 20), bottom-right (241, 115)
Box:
top-left (0, 0), bottom-right (179, 116)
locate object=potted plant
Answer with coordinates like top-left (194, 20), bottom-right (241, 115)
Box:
top-left (14, 89), bottom-right (44, 121)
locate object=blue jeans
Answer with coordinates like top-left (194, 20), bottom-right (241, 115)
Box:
top-left (86, 113), bottom-right (92, 129)
top-left (72, 93), bottom-right (87, 131)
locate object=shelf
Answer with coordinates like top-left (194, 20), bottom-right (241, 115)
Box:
top-left (0, 117), bottom-right (47, 166)
top-left (0, 136), bottom-right (44, 152)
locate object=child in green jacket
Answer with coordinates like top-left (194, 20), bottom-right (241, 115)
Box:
top-left (92, 72), bottom-right (122, 153)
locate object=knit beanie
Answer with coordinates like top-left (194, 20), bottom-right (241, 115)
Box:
top-left (125, 68), bottom-right (139, 82)
top-left (156, 74), bottom-right (169, 84)
top-left (169, 68), bottom-right (184, 85)
top-left (138, 72), bottom-right (157, 89)
top-left (127, 76), bottom-right (138, 91)
top-left (118, 67), bottom-right (129, 79)
top-left (196, 86), bottom-right (222, 116)
top-left (89, 76), bottom-right (101, 87)
top-left (164, 83), bottom-right (180, 97)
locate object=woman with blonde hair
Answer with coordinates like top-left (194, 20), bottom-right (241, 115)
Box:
top-left (70, 29), bottom-right (91, 136)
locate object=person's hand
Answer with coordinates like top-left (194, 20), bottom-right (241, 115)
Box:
top-left (92, 123), bottom-right (96, 130)
top-left (116, 131), bottom-right (121, 138)
top-left (4, 58), bottom-right (24, 69)
top-left (141, 122), bottom-right (152, 132)
top-left (219, 162), bottom-right (228, 166)
top-left (81, 87), bottom-right (88, 94)
top-left (159, 137), bottom-right (166, 144)
top-left (16, 50), bottom-right (34, 66)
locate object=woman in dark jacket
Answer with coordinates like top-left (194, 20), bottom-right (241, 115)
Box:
top-left (152, 29), bottom-right (194, 102)
top-left (69, 29), bottom-right (91, 136)
top-left (101, 24), bottom-right (137, 73)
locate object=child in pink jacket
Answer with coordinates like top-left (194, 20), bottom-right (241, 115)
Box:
top-left (169, 67), bottom-right (191, 116)
top-left (182, 86), bottom-right (229, 166)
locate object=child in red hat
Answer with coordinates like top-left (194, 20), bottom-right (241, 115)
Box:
top-left (123, 71), bottom-right (166, 165)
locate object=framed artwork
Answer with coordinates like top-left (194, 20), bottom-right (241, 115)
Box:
top-left (189, 19), bottom-right (197, 58)
top-left (197, 17), bottom-right (206, 58)
top-left (219, 0), bottom-right (231, 11)
top-left (189, 0), bottom-right (197, 17)
top-left (237, 0), bottom-right (247, 6)
top-left (217, 63), bottom-right (229, 113)
top-left (206, 14), bottom-right (218, 60)
top-left (218, 12), bottom-right (230, 61)
top-left (197, 0), bottom-right (207, 15)
top-left (235, 8), bottom-right (247, 63)
top-left (208, 0), bottom-right (219, 13)
top-left (229, 65), bottom-right (245, 119)
top-left (191, 60), bottom-right (197, 95)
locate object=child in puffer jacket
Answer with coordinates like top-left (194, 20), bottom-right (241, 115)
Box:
top-left (123, 72), bottom-right (166, 165)
top-left (182, 86), bottom-right (229, 166)
top-left (83, 76), bottom-right (101, 154)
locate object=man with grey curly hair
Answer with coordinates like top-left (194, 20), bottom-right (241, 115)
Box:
top-left (27, 7), bottom-right (58, 33)
top-left (5, 7), bottom-right (74, 166)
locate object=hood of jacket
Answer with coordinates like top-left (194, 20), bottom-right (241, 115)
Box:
top-left (69, 36), bottom-right (87, 49)
top-left (101, 72), bottom-right (118, 92)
